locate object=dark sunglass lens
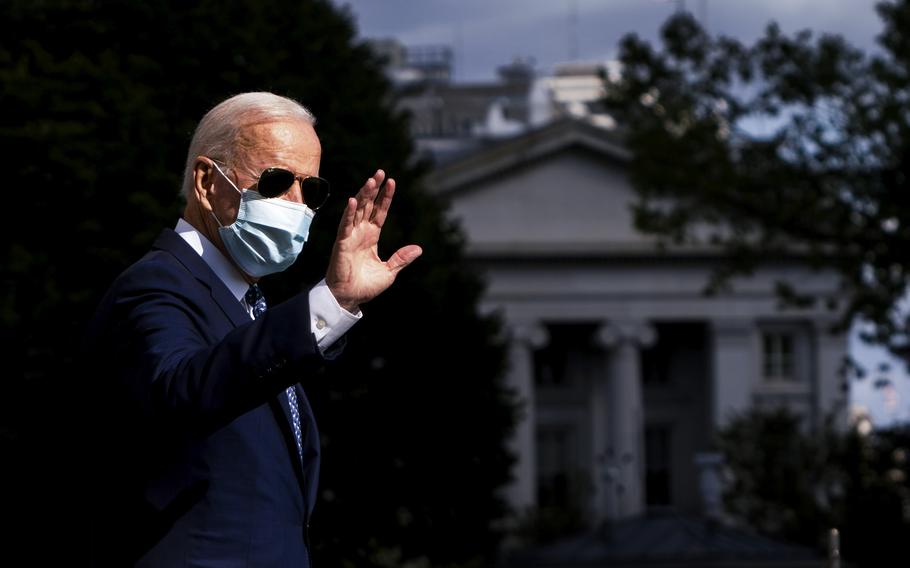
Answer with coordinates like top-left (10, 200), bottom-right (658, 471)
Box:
top-left (301, 177), bottom-right (330, 209)
top-left (257, 168), bottom-right (295, 198)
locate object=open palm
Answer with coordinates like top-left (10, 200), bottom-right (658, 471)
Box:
top-left (325, 169), bottom-right (422, 312)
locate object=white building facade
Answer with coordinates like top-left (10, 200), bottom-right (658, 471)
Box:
top-left (427, 118), bottom-right (848, 526)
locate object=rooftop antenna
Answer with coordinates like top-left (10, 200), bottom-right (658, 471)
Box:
top-left (568, 0), bottom-right (579, 61)
top-left (454, 21), bottom-right (463, 82)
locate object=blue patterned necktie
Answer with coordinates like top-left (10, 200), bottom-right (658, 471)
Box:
top-left (245, 284), bottom-right (303, 462)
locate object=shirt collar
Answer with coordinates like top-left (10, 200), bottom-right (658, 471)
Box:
top-left (174, 218), bottom-right (249, 304)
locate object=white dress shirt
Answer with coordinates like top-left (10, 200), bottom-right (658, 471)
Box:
top-left (174, 218), bottom-right (360, 350)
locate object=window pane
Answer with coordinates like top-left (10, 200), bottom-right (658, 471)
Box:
top-left (762, 331), bottom-right (797, 381)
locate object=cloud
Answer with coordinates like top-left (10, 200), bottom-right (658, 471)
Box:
top-left (333, 0), bottom-right (884, 80)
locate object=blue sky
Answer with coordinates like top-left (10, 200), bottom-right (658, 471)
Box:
top-left (331, 0), bottom-right (905, 427)
top-left (332, 0), bottom-right (885, 81)
top-left (851, 322), bottom-right (910, 428)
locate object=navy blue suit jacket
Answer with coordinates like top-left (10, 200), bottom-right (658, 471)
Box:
top-left (84, 228), bottom-right (339, 567)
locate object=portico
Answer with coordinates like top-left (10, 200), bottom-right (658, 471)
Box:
top-left (428, 118), bottom-right (848, 523)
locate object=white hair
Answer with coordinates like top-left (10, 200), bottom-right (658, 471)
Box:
top-left (180, 92), bottom-right (316, 200)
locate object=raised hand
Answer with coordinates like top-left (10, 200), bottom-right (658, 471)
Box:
top-left (325, 169), bottom-right (422, 312)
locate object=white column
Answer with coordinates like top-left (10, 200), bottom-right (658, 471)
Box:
top-left (710, 319), bottom-right (755, 429)
top-left (813, 318), bottom-right (848, 429)
top-left (589, 333), bottom-right (611, 525)
top-left (505, 322), bottom-right (548, 513)
top-left (595, 320), bottom-right (655, 521)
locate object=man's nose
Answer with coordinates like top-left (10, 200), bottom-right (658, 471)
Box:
top-left (282, 179), bottom-right (305, 204)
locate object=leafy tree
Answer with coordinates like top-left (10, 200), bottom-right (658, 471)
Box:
top-left (718, 408), bottom-right (910, 567)
top-left (607, 8), bottom-right (910, 562)
top-left (0, 1), bottom-right (515, 565)
top-left (605, 1), bottom-right (910, 360)
top-left (716, 409), bottom-right (844, 547)
top-left (839, 424), bottom-right (910, 566)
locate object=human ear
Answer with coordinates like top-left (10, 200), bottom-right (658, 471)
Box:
top-left (192, 157), bottom-right (216, 212)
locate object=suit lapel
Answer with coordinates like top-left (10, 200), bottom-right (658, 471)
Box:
top-left (292, 383), bottom-right (321, 515)
top-left (269, 394), bottom-right (308, 489)
top-left (269, 385), bottom-right (321, 508)
top-left (152, 229), bottom-right (250, 328)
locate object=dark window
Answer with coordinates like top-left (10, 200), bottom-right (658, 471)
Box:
top-left (645, 424), bottom-right (672, 506)
top-left (641, 322), bottom-right (706, 386)
top-left (537, 426), bottom-right (573, 508)
top-left (533, 323), bottom-right (598, 388)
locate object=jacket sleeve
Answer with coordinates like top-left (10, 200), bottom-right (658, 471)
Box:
top-left (98, 260), bottom-right (335, 432)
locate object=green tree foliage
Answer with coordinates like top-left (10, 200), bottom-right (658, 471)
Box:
top-left (718, 409), bottom-right (910, 567)
top-left (0, 1), bottom-right (516, 565)
top-left (717, 409), bottom-right (843, 547)
top-left (605, 1), bottom-right (910, 357)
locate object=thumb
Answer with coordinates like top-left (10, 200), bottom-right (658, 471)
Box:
top-left (387, 244), bottom-right (423, 274)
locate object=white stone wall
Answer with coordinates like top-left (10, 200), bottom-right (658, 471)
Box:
top-left (447, 151), bottom-right (643, 247)
top-left (442, 138), bottom-right (848, 521)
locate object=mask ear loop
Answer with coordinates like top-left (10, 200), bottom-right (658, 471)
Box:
top-left (210, 160), bottom-right (243, 227)
top-left (211, 161), bottom-right (243, 194)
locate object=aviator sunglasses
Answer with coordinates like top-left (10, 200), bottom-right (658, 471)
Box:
top-left (213, 161), bottom-right (331, 210)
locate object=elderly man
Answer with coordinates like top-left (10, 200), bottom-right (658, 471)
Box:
top-left (84, 92), bottom-right (421, 566)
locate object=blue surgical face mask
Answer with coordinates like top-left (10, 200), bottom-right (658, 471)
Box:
top-left (210, 162), bottom-right (315, 278)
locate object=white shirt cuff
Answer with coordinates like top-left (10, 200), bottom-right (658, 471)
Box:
top-left (308, 279), bottom-right (361, 350)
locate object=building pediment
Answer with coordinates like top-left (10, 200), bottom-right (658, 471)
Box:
top-left (426, 119), bottom-right (672, 257)
top-left (429, 118), bottom-right (631, 194)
